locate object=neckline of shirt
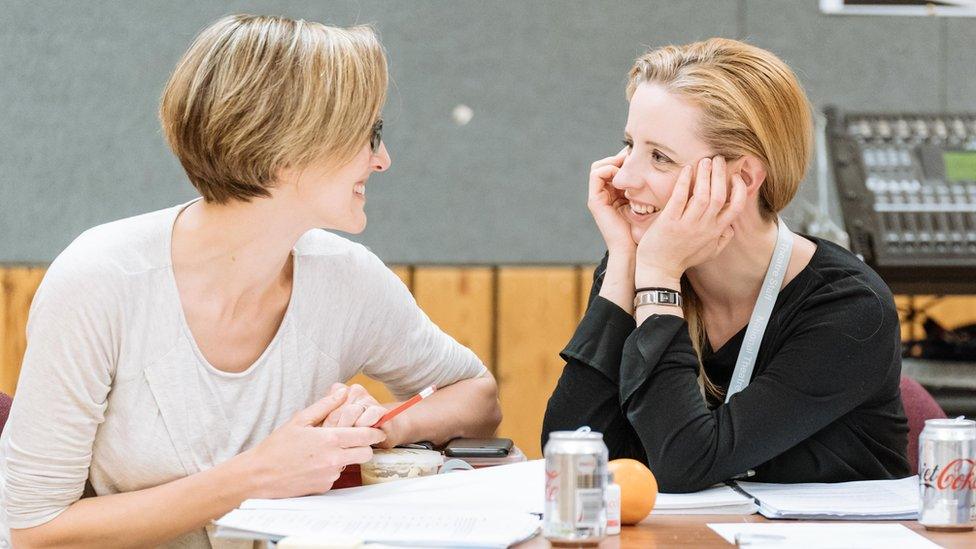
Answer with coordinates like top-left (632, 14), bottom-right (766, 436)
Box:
top-left (160, 199), bottom-right (302, 379)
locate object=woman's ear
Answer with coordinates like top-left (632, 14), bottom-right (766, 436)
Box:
top-left (729, 155), bottom-right (767, 197)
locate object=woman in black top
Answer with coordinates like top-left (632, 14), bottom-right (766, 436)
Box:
top-left (542, 38), bottom-right (909, 493)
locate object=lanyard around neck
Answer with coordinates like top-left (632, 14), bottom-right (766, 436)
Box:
top-left (723, 216), bottom-right (794, 403)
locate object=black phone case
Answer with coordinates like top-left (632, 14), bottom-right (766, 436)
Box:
top-left (443, 438), bottom-right (513, 457)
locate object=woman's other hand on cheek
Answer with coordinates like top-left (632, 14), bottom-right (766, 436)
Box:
top-left (634, 155), bottom-right (746, 288)
top-left (588, 148), bottom-right (636, 255)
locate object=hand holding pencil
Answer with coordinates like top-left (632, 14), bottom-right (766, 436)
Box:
top-left (371, 385), bottom-right (436, 428)
top-left (321, 382), bottom-right (389, 429)
top-left (320, 382), bottom-right (437, 446)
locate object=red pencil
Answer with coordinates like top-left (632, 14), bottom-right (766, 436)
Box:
top-left (371, 385), bottom-right (436, 428)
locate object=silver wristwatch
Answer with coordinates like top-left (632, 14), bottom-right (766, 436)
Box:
top-left (633, 288), bottom-right (682, 309)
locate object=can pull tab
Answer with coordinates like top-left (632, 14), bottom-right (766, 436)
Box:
top-left (575, 426), bottom-right (592, 434)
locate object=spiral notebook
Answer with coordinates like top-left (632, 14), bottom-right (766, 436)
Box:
top-left (735, 476), bottom-right (919, 520)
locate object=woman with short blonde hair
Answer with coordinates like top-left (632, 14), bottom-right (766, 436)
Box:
top-left (543, 38), bottom-right (909, 492)
top-left (1, 14), bottom-right (500, 547)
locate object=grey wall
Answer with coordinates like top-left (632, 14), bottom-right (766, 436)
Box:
top-left (1, 0), bottom-right (973, 264)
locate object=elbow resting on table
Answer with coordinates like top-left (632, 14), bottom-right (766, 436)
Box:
top-left (648, 451), bottom-right (726, 494)
top-left (468, 373), bottom-right (503, 436)
top-left (654, 472), bottom-right (715, 494)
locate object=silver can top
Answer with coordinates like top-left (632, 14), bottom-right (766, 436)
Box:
top-left (925, 418), bottom-right (976, 430)
top-left (549, 426), bottom-right (604, 441)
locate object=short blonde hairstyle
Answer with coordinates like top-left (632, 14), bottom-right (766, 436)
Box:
top-left (160, 14), bottom-right (388, 204)
top-left (626, 38), bottom-right (813, 399)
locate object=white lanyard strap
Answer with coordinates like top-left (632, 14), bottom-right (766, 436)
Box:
top-left (724, 217), bottom-right (794, 403)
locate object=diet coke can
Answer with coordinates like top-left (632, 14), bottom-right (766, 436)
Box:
top-left (543, 428), bottom-right (609, 545)
top-left (919, 418), bottom-right (976, 531)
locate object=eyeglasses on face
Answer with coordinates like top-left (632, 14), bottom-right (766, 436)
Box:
top-left (370, 119), bottom-right (383, 153)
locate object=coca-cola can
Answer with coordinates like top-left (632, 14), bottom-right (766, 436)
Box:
top-left (919, 418), bottom-right (976, 531)
top-left (543, 428), bottom-right (608, 545)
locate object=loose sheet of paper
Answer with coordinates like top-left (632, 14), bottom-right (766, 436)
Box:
top-left (707, 523), bottom-right (940, 548)
top-left (217, 503), bottom-right (540, 548)
top-left (736, 476), bottom-right (918, 519)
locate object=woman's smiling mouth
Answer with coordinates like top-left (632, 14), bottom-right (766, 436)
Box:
top-left (624, 198), bottom-right (661, 223)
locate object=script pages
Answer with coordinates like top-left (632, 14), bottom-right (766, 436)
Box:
top-left (216, 460), bottom-right (545, 547)
top-left (736, 476), bottom-right (919, 520)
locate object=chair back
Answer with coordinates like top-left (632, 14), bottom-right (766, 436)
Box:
top-left (900, 376), bottom-right (947, 474)
top-left (0, 392), bottom-right (11, 435)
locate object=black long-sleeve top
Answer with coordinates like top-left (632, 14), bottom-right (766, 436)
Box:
top-left (542, 236), bottom-right (910, 493)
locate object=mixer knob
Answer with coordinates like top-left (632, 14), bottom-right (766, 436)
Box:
top-left (876, 119), bottom-right (892, 139)
top-left (896, 119), bottom-right (911, 140)
top-left (952, 118), bottom-right (967, 139)
top-left (886, 148), bottom-right (900, 166)
top-left (859, 119), bottom-right (873, 139)
top-left (899, 150), bottom-right (912, 166)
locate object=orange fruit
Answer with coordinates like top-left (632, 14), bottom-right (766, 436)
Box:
top-left (608, 458), bottom-right (658, 525)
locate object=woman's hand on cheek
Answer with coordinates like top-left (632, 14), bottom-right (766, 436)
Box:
top-left (587, 148), bottom-right (636, 255)
top-left (634, 156), bottom-right (747, 287)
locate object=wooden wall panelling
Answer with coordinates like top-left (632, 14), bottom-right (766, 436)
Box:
top-left (347, 266), bottom-right (413, 404)
top-left (919, 295), bottom-right (976, 330)
top-left (496, 268), bottom-right (579, 459)
top-left (0, 267), bottom-right (46, 395)
top-left (894, 296), bottom-right (922, 342)
top-left (412, 267), bottom-right (494, 369)
top-left (895, 295), bottom-right (976, 342)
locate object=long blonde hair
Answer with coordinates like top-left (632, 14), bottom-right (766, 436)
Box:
top-left (626, 38), bottom-right (813, 398)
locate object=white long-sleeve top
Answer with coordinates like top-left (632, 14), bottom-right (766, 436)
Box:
top-left (0, 201), bottom-right (486, 547)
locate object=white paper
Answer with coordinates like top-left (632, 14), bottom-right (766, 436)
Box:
top-left (707, 523), bottom-right (940, 548)
top-left (242, 459), bottom-right (546, 515)
top-left (652, 485), bottom-right (758, 515)
top-left (736, 476), bottom-right (919, 520)
top-left (216, 504), bottom-right (540, 548)
top-left (244, 460), bottom-right (758, 517)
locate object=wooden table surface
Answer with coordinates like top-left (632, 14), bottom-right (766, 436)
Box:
top-left (517, 514), bottom-right (976, 548)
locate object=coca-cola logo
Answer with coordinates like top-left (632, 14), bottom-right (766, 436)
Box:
top-left (545, 469), bottom-right (560, 501)
top-left (921, 458), bottom-right (976, 491)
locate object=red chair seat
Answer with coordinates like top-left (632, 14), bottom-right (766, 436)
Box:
top-left (900, 376), bottom-right (947, 474)
top-left (0, 392), bottom-right (11, 435)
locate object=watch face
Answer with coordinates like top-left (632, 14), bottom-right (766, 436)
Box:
top-left (656, 291), bottom-right (677, 305)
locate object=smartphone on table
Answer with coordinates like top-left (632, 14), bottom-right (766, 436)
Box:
top-left (443, 437), bottom-right (514, 458)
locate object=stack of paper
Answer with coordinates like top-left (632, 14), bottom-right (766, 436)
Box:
top-left (215, 461), bottom-right (546, 547)
top-left (736, 476), bottom-right (918, 520)
top-left (653, 485), bottom-right (758, 515)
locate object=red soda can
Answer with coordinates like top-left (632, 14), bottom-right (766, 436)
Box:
top-left (919, 418), bottom-right (976, 531)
